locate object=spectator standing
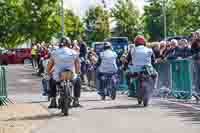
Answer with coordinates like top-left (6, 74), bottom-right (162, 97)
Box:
top-left (86, 48), bottom-right (98, 88)
top-left (151, 42), bottom-right (161, 61)
top-left (159, 41), bottom-right (167, 60)
top-left (72, 40), bottom-right (80, 53)
top-left (36, 43), bottom-right (41, 69)
top-left (191, 39), bottom-right (200, 99)
top-left (78, 40), bottom-right (88, 83)
top-left (162, 41), bottom-right (171, 59)
top-left (166, 39), bottom-right (179, 60)
top-left (179, 39), bottom-right (192, 58)
top-left (31, 44), bottom-right (37, 69)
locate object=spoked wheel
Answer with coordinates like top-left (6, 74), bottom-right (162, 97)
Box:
top-left (137, 98), bottom-right (142, 105)
top-left (60, 85), bottom-right (71, 116)
top-left (143, 97), bottom-right (149, 107)
top-left (48, 96), bottom-right (50, 101)
top-left (101, 95), bottom-right (106, 100)
top-left (110, 87), bottom-right (116, 100)
top-left (62, 98), bottom-right (69, 116)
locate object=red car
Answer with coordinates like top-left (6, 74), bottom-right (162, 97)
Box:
top-left (0, 48), bottom-right (32, 64)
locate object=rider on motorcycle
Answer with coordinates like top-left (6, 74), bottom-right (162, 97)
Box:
top-left (47, 37), bottom-right (81, 108)
top-left (97, 42), bottom-right (118, 100)
top-left (125, 35), bottom-right (158, 105)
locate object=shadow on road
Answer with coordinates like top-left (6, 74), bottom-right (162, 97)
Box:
top-left (4, 113), bottom-right (62, 122)
top-left (80, 99), bottom-right (102, 102)
top-left (25, 100), bottom-right (49, 104)
top-left (88, 104), bottom-right (144, 110)
top-left (158, 101), bottom-right (200, 124)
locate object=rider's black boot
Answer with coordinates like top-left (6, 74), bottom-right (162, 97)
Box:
top-left (73, 98), bottom-right (80, 107)
top-left (48, 97), bottom-right (57, 108)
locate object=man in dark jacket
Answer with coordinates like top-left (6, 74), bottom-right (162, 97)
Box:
top-left (79, 40), bottom-right (87, 83)
top-left (191, 38), bottom-right (200, 101)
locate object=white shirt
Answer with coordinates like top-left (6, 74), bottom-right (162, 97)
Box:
top-left (99, 49), bottom-right (118, 73)
top-left (51, 47), bottom-right (78, 81)
top-left (132, 45), bottom-right (153, 66)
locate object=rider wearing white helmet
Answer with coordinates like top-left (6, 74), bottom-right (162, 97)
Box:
top-left (97, 42), bottom-right (118, 99)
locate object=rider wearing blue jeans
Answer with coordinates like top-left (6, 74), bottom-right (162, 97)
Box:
top-left (97, 42), bottom-right (118, 99)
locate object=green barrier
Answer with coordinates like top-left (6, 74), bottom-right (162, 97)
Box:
top-left (154, 62), bottom-right (171, 89)
top-left (118, 70), bottom-right (128, 91)
top-left (170, 59), bottom-right (192, 99)
top-left (128, 78), bottom-right (140, 97)
top-left (0, 66), bottom-right (8, 105)
top-left (118, 59), bottom-right (193, 100)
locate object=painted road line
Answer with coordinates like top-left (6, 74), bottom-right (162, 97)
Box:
top-left (165, 100), bottom-right (200, 111)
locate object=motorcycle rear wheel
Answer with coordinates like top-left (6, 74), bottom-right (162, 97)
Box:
top-left (110, 87), bottom-right (116, 100)
top-left (143, 98), bottom-right (149, 107)
top-left (62, 98), bottom-right (69, 116)
top-left (61, 84), bottom-right (71, 116)
top-left (137, 98), bottom-right (142, 105)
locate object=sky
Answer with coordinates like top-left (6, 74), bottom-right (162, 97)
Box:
top-left (63, 0), bottom-right (146, 17)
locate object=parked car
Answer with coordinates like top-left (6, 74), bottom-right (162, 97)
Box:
top-left (0, 48), bottom-right (8, 65)
top-left (166, 36), bottom-right (191, 41)
top-left (0, 48), bottom-right (32, 64)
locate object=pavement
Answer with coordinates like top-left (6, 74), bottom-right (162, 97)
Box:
top-left (1, 65), bottom-right (200, 133)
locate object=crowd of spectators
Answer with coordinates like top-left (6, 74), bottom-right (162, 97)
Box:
top-left (146, 31), bottom-right (200, 63)
top-left (31, 30), bottom-right (200, 98)
top-left (31, 39), bottom-right (98, 94)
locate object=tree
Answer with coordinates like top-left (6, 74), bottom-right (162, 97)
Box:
top-left (143, 0), bottom-right (165, 41)
top-left (84, 6), bottom-right (110, 45)
top-left (168, 0), bottom-right (200, 36)
top-left (0, 0), bottom-right (84, 48)
top-left (22, 0), bottom-right (60, 42)
top-left (64, 9), bottom-right (84, 40)
top-left (144, 0), bottom-right (200, 41)
top-left (0, 0), bottom-right (26, 48)
top-left (111, 0), bottom-right (142, 41)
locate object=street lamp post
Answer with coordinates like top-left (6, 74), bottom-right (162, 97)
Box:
top-left (61, 0), bottom-right (65, 37)
top-left (162, 0), bottom-right (167, 40)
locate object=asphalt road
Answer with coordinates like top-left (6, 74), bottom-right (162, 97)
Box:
top-left (6, 65), bottom-right (200, 133)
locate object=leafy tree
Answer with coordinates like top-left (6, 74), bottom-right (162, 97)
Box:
top-left (22, 0), bottom-right (60, 42)
top-left (64, 9), bottom-right (84, 40)
top-left (143, 0), bottom-right (167, 41)
top-left (168, 0), bottom-right (200, 36)
top-left (111, 0), bottom-right (142, 41)
top-left (144, 0), bottom-right (200, 41)
top-left (0, 0), bottom-right (84, 48)
top-left (84, 6), bottom-right (110, 45)
top-left (0, 0), bottom-right (26, 48)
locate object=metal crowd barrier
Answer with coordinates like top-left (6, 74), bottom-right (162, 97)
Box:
top-left (0, 66), bottom-right (8, 105)
top-left (170, 59), bottom-right (193, 99)
top-left (154, 61), bottom-right (172, 90)
top-left (154, 59), bottom-right (194, 99)
top-left (118, 69), bottom-right (128, 91)
top-left (91, 58), bottom-right (199, 100)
